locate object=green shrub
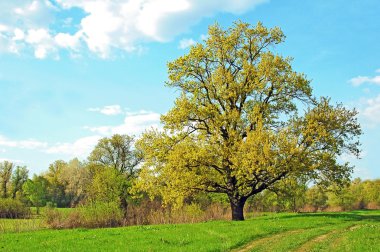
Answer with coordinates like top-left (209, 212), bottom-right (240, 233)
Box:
top-left (0, 198), bottom-right (30, 218)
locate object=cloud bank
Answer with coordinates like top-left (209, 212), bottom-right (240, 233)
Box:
top-left (0, 0), bottom-right (268, 58)
top-left (361, 94), bottom-right (380, 125)
top-left (349, 69), bottom-right (380, 127)
top-left (349, 69), bottom-right (380, 86)
top-left (88, 105), bottom-right (123, 116)
top-left (0, 109), bottom-right (160, 160)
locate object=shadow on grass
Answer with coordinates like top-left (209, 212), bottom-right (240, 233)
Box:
top-left (272, 210), bottom-right (380, 222)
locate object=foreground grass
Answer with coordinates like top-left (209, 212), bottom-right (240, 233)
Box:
top-left (0, 210), bottom-right (379, 251)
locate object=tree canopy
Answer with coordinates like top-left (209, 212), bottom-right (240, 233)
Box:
top-left (0, 161), bottom-right (14, 198)
top-left (136, 21), bottom-right (361, 220)
top-left (89, 134), bottom-right (141, 177)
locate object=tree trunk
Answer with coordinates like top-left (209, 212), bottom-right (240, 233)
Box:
top-left (229, 197), bottom-right (247, 221)
top-left (120, 197), bottom-right (128, 219)
top-left (2, 182), bottom-right (6, 198)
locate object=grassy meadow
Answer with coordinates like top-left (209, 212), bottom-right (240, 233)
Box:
top-left (0, 210), bottom-right (379, 251)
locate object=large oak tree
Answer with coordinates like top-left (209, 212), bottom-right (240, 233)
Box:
top-left (136, 22), bottom-right (361, 220)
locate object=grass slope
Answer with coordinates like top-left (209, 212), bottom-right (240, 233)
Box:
top-left (0, 210), bottom-right (379, 251)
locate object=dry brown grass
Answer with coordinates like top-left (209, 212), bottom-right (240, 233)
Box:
top-left (125, 200), bottom-right (230, 225)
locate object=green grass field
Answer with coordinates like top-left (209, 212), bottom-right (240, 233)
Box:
top-left (0, 210), bottom-right (379, 251)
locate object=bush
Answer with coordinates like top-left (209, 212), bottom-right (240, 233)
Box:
top-left (44, 207), bottom-right (67, 229)
top-left (45, 201), bottom-right (123, 229)
top-left (0, 198), bottom-right (30, 219)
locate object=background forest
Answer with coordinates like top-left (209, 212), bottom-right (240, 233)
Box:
top-left (1, 133), bottom-right (379, 228)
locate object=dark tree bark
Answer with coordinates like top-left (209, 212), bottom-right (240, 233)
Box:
top-left (229, 196), bottom-right (247, 221)
top-left (2, 181), bottom-right (7, 198)
top-left (120, 197), bottom-right (128, 219)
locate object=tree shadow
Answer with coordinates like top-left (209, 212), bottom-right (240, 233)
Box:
top-left (271, 210), bottom-right (380, 222)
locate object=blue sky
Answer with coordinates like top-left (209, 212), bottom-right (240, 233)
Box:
top-left (0, 0), bottom-right (379, 178)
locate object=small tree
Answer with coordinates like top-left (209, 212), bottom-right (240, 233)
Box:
top-left (45, 160), bottom-right (69, 207)
top-left (269, 176), bottom-right (308, 212)
top-left (23, 175), bottom-right (49, 214)
top-left (11, 166), bottom-right (29, 199)
top-left (136, 22), bottom-right (361, 220)
top-left (88, 167), bottom-right (125, 203)
top-left (61, 158), bottom-right (91, 207)
top-left (306, 185), bottom-right (328, 211)
top-left (89, 134), bottom-right (141, 217)
top-left (0, 161), bottom-right (14, 198)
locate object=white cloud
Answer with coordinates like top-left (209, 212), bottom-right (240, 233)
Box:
top-left (54, 32), bottom-right (81, 50)
top-left (45, 135), bottom-right (101, 158)
top-left (0, 0), bottom-right (268, 58)
top-left (179, 38), bottom-right (196, 49)
top-left (44, 109), bottom-right (160, 159)
top-left (360, 94), bottom-right (380, 126)
top-left (13, 28), bottom-right (25, 41)
top-left (0, 158), bottom-right (24, 164)
top-left (0, 24), bottom-right (8, 32)
top-left (0, 135), bottom-right (48, 149)
top-left (25, 28), bottom-right (57, 59)
top-left (85, 110), bottom-right (161, 136)
top-left (0, 109), bottom-right (160, 166)
top-left (88, 105), bottom-right (123, 115)
top-left (26, 28), bottom-right (49, 43)
top-left (0, 133), bottom-right (98, 160)
top-left (349, 69), bottom-right (380, 86)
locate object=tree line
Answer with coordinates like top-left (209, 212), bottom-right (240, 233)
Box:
top-left (1, 134), bottom-right (379, 218)
top-left (1, 134), bottom-right (139, 216)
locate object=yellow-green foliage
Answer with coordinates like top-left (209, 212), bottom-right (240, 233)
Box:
top-left (88, 167), bottom-right (125, 203)
top-left (135, 22), bottom-right (361, 220)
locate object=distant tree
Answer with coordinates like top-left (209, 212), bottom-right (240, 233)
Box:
top-left (89, 134), bottom-right (141, 175)
top-left (136, 22), bottom-right (361, 220)
top-left (349, 178), bottom-right (366, 209)
top-left (362, 179), bottom-right (380, 208)
top-left (89, 134), bottom-right (141, 217)
top-left (269, 176), bottom-right (308, 212)
top-left (23, 175), bottom-right (50, 214)
top-left (45, 160), bottom-right (68, 207)
top-left (327, 185), bottom-right (353, 210)
top-left (88, 167), bottom-right (125, 203)
top-left (248, 190), bottom-right (279, 212)
top-left (306, 185), bottom-right (328, 211)
top-left (60, 158), bottom-right (91, 207)
top-left (11, 166), bottom-right (29, 199)
top-left (0, 161), bottom-right (14, 198)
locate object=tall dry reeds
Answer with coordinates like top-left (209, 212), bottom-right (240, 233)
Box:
top-left (44, 201), bottom-right (123, 229)
top-left (44, 200), bottom-right (231, 229)
top-left (125, 200), bottom-right (230, 226)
